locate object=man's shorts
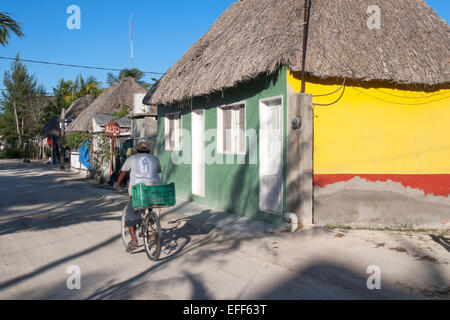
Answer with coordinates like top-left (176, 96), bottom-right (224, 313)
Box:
top-left (125, 197), bottom-right (141, 227)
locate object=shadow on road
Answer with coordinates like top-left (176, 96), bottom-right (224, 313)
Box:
top-left (0, 234), bottom-right (121, 292)
top-left (0, 162), bottom-right (124, 236)
top-left (429, 234), bottom-right (450, 253)
top-left (1, 161), bottom-right (449, 300)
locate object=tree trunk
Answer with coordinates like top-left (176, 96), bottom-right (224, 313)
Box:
top-left (60, 108), bottom-right (66, 170)
top-left (21, 118), bottom-right (25, 151)
top-left (13, 101), bottom-right (22, 148)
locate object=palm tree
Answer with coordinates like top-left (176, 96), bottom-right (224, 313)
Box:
top-left (0, 12), bottom-right (24, 46)
top-left (106, 68), bottom-right (151, 89)
top-left (74, 75), bottom-right (102, 98)
top-left (53, 78), bottom-right (74, 106)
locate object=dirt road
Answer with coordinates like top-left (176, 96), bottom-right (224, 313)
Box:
top-left (0, 160), bottom-right (448, 299)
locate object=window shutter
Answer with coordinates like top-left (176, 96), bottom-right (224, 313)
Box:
top-left (176, 113), bottom-right (182, 150)
top-left (239, 105), bottom-right (245, 153)
top-left (217, 108), bottom-right (223, 152)
top-left (165, 115), bottom-right (171, 150)
top-left (169, 115), bottom-right (175, 150)
top-left (232, 107), bottom-right (239, 153)
top-left (223, 108), bottom-right (232, 153)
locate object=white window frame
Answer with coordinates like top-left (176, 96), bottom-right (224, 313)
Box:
top-left (165, 112), bottom-right (182, 151)
top-left (217, 101), bottom-right (246, 155)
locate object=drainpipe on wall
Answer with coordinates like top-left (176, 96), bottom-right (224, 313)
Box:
top-left (284, 212), bottom-right (300, 232)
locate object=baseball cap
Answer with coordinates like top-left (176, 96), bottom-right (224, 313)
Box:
top-left (136, 141), bottom-right (150, 152)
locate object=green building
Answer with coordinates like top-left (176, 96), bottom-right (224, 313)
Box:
top-left (142, 0), bottom-right (450, 229)
top-left (147, 68), bottom-right (295, 226)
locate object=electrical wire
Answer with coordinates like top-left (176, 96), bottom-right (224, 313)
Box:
top-left (305, 1), bottom-right (449, 106)
top-left (312, 79), bottom-right (346, 97)
top-left (0, 88), bottom-right (53, 95)
top-left (373, 87), bottom-right (450, 99)
top-left (313, 84), bottom-right (346, 106)
top-left (0, 56), bottom-right (165, 75)
top-left (352, 87), bottom-right (450, 106)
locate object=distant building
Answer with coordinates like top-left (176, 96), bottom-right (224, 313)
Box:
top-left (130, 93), bottom-right (158, 154)
top-left (66, 77), bottom-right (157, 182)
top-left (41, 95), bottom-right (94, 164)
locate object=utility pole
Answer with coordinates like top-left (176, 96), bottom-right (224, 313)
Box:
top-left (294, 0), bottom-right (314, 227)
top-left (301, 0), bottom-right (312, 93)
top-left (60, 108), bottom-right (66, 170)
top-left (130, 12), bottom-right (134, 68)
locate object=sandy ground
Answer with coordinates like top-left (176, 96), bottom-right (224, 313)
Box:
top-left (0, 159), bottom-right (448, 300)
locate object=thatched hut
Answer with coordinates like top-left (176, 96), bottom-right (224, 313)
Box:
top-left (65, 94), bottom-right (95, 124)
top-left (67, 77), bottom-right (154, 181)
top-left (67, 77), bottom-right (146, 133)
top-left (41, 95), bottom-right (95, 164)
top-left (143, 0), bottom-right (450, 228)
top-left (42, 95), bottom-right (94, 138)
top-left (41, 116), bottom-right (62, 139)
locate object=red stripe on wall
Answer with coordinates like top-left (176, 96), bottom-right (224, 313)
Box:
top-left (314, 174), bottom-right (450, 197)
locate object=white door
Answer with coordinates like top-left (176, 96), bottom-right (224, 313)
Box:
top-left (259, 98), bottom-right (283, 213)
top-left (192, 109), bottom-right (205, 197)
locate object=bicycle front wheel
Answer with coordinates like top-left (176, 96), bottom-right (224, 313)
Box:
top-left (143, 209), bottom-right (162, 261)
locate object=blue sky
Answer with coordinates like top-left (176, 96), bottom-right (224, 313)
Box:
top-left (1, 0), bottom-right (448, 94)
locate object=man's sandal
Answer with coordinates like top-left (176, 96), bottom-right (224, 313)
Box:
top-left (126, 240), bottom-right (138, 253)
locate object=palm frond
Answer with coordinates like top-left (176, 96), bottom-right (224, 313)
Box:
top-left (0, 12), bottom-right (24, 46)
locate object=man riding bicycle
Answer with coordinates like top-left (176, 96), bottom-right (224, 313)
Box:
top-left (116, 141), bottom-right (161, 253)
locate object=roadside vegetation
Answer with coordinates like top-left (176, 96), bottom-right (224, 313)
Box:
top-left (323, 223), bottom-right (448, 235)
top-left (0, 12), bottom-right (154, 160)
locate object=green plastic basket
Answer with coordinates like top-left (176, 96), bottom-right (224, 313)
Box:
top-left (131, 183), bottom-right (176, 209)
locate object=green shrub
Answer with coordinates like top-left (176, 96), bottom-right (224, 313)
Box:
top-left (65, 132), bottom-right (92, 149)
top-left (0, 148), bottom-right (26, 159)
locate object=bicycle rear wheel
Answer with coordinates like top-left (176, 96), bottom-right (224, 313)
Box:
top-left (143, 209), bottom-right (162, 261)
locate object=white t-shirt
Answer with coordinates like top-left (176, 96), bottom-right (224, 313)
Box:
top-left (121, 153), bottom-right (162, 196)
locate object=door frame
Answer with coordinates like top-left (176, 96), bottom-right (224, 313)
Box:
top-left (191, 109), bottom-right (205, 197)
top-left (258, 95), bottom-right (284, 214)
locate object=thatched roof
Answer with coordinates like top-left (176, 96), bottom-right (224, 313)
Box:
top-left (93, 113), bottom-right (131, 128)
top-left (65, 95), bottom-right (95, 121)
top-left (143, 0), bottom-right (450, 106)
top-left (41, 116), bottom-right (60, 138)
top-left (41, 96), bottom-right (93, 137)
top-left (66, 77), bottom-right (146, 132)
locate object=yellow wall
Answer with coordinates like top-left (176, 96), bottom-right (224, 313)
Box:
top-left (287, 69), bottom-right (450, 174)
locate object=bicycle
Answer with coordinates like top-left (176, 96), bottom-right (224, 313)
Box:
top-left (120, 182), bottom-right (175, 261)
top-left (121, 205), bottom-right (163, 261)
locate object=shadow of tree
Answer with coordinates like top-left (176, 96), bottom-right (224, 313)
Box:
top-left (254, 261), bottom-right (417, 300)
top-left (0, 161), bottom-right (125, 236)
top-left (3, 221), bottom-right (449, 299)
top-left (429, 234), bottom-right (450, 253)
top-left (0, 234), bottom-right (120, 292)
top-left (2, 160), bottom-right (449, 300)
top-left (0, 196), bottom-right (122, 236)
